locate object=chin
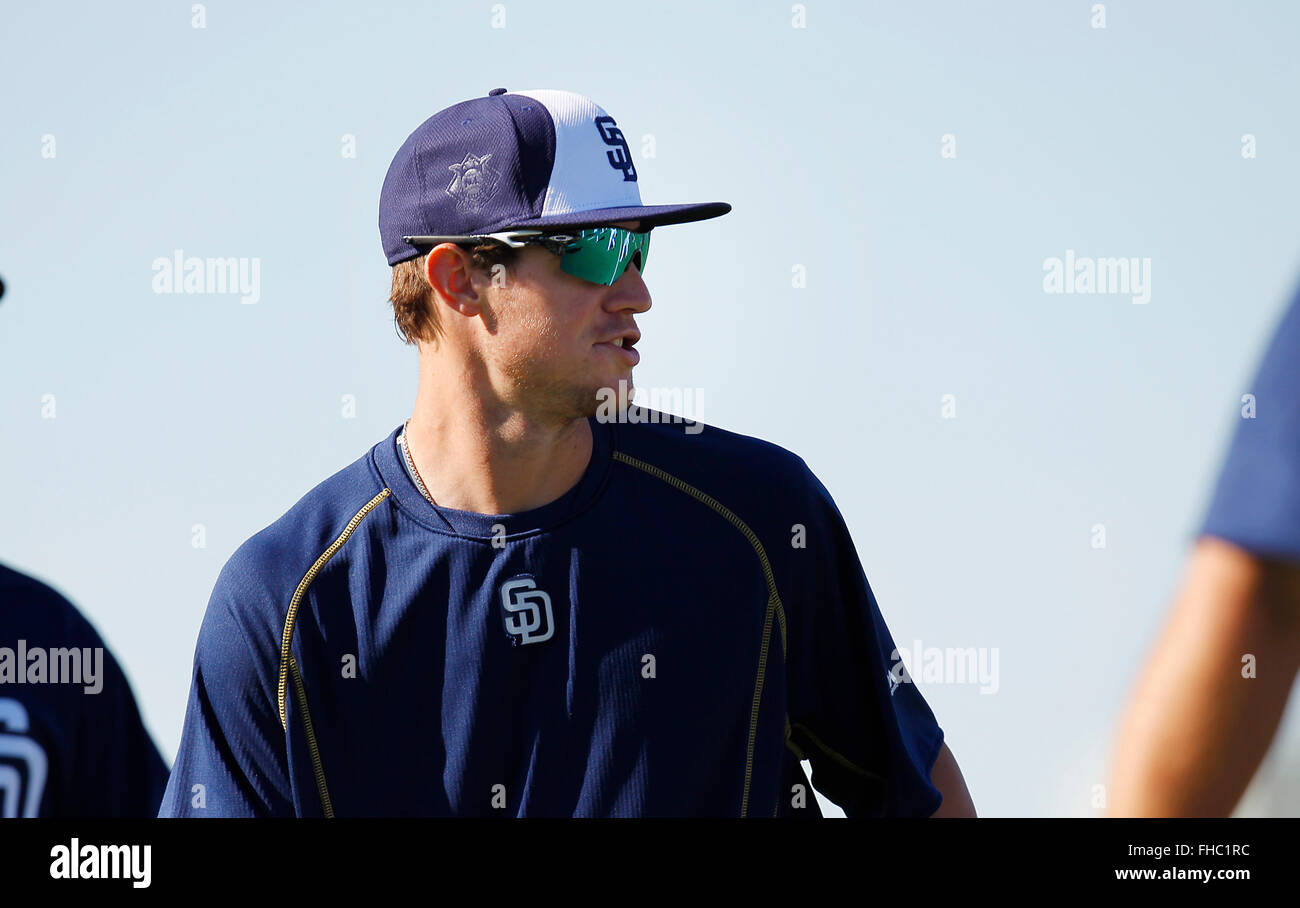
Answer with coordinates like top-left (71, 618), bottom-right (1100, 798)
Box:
top-left (587, 374), bottom-right (637, 420)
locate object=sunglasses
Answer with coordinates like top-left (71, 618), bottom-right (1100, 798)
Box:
top-left (402, 226), bottom-right (650, 287)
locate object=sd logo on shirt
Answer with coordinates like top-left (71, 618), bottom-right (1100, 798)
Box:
top-left (499, 575), bottom-right (555, 646)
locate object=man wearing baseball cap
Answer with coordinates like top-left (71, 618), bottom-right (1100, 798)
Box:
top-left (160, 88), bottom-right (974, 818)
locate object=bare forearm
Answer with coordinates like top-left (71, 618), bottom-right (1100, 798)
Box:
top-left (1108, 539), bottom-right (1300, 816)
top-left (929, 741), bottom-right (976, 817)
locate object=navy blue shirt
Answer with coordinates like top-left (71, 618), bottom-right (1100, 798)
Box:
top-left (0, 564), bottom-right (169, 817)
top-left (1201, 286), bottom-right (1300, 562)
top-left (160, 414), bottom-right (945, 817)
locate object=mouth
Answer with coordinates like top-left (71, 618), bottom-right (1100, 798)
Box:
top-left (595, 331), bottom-right (640, 366)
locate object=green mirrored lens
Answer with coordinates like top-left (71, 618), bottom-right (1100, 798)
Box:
top-left (559, 227), bottom-right (649, 286)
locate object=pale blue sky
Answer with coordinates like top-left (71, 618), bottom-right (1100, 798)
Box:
top-left (3, 0), bottom-right (1298, 817)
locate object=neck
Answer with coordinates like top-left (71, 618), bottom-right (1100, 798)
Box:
top-left (405, 356), bottom-right (594, 516)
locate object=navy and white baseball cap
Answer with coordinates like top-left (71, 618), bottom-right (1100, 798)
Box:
top-left (379, 87), bottom-right (731, 266)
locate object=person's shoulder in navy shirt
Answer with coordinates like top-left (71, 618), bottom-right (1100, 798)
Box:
top-left (0, 562), bottom-right (169, 817)
top-left (1201, 286), bottom-right (1300, 560)
top-left (613, 415), bottom-right (949, 817)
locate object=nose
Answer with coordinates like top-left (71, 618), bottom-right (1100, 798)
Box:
top-left (605, 256), bottom-right (652, 314)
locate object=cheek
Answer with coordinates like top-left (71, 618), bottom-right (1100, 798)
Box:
top-left (484, 279), bottom-right (596, 370)
top-left (489, 306), bottom-right (571, 374)
top-left (510, 299), bottom-right (590, 353)
top-left (512, 309), bottom-right (563, 353)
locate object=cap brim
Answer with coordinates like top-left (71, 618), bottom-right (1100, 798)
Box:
top-left (498, 202), bottom-right (730, 232)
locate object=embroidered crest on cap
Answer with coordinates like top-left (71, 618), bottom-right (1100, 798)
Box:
top-left (447, 152), bottom-right (501, 214)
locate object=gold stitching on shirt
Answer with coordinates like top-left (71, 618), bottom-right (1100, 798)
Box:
top-left (789, 721), bottom-right (882, 781)
top-left (289, 656), bottom-right (333, 817)
top-left (276, 487), bottom-right (390, 817)
top-left (611, 450), bottom-right (787, 819)
top-left (788, 720), bottom-right (889, 818)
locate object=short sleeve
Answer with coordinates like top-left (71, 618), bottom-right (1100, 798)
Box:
top-left (159, 555), bottom-right (294, 817)
top-left (1200, 287), bottom-right (1300, 563)
top-left (786, 465), bottom-right (945, 818)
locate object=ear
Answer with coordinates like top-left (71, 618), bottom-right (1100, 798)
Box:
top-left (424, 244), bottom-right (485, 318)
